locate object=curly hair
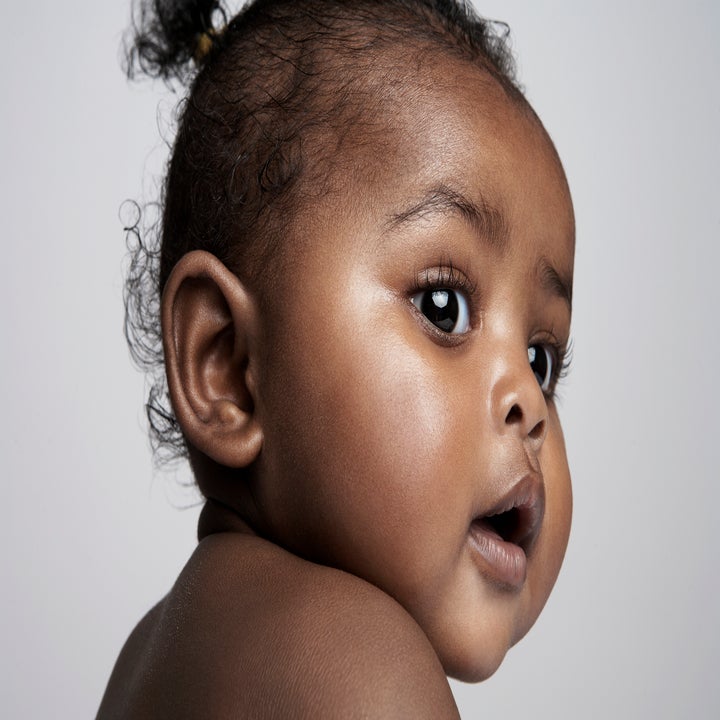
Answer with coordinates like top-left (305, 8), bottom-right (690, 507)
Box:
top-left (122, 0), bottom-right (522, 464)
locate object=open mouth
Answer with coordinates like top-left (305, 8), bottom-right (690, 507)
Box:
top-left (469, 475), bottom-right (545, 590)
top-left (477, 501), bottom-right (541, 552)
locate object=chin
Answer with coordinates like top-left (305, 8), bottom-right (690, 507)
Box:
top-left (441, 639), bottom-right (510, 684)
top-left (445, 656), bottom-right (506, 684)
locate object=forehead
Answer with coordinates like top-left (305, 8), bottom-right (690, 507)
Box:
top-left (275, 53), bottom-right (576, 323)
top-left (410, 65), bottom-right (567, 227)
top-left (311, 54), bottom-right (575, 277)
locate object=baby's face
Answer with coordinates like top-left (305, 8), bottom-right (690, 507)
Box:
top-left (251, 60), bottom-right (574, 681)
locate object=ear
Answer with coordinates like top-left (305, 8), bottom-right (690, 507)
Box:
top-left (161, 250), bottom-right (263, 468)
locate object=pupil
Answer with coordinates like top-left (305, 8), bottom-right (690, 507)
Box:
top-left (529, 345), bottom-right (548, 386)
top-left (422, 290), bottom-right (458, 332)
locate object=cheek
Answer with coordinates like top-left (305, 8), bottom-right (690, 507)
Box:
top-left (300, 335), bottom-right (451, 519)
top-left (544, 410), bottom-right (573, 555)
top-left (516, 409), bottom-right (572, 642)
top-left (259, 289), bottom-right (471, 581)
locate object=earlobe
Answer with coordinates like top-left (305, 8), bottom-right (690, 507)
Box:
top-left (161, 250), bottom-right (263, 468)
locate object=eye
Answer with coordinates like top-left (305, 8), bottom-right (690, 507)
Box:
top-left (528, 344), bottom-right (553, 392)
top-left (412, 288), bottom-right (470, 334)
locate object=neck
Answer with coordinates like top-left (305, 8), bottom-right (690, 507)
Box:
top-left (198, 496), bottom-right (258, 541)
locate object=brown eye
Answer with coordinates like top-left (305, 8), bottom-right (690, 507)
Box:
top-left (528, 345), bottom-right (553, 392)
top-left (411, 288), bottom-right (470, 334)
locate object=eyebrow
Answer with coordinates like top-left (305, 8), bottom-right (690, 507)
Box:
top-left (386, 184), bottom-right (509, 251)
top-left (538, 257), bottom-right (573, 312)
top-left (386, 184), bottom-right (573, 312)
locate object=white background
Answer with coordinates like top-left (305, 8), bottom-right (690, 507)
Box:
top-left (2, 1), bottom-right (718, 717)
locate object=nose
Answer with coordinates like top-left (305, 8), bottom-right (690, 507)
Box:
top-left (491, 350), bottom-right (548, 454)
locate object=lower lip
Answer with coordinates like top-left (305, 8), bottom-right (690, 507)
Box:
top-left (469, 520), bottom-right (528, 590)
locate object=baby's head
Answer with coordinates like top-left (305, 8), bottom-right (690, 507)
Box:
top-left (126, 0), bottom-right (574, 682)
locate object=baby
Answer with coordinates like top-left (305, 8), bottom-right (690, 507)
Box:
top-left (98, 0), bottom-right (574, 717)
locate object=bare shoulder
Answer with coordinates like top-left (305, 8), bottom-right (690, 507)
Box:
top-left (97, 533), bottom-right (459, 719)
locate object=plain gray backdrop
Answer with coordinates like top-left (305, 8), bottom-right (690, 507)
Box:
top-left (2, 0), bottom-right (718, 717)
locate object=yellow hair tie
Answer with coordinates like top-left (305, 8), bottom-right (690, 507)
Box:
top-left (194, 28), bottom-right (218, 65)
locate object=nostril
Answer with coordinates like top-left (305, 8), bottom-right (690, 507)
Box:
top-left (505, 403), bottom-right (522, 425)
top-left (505, 403), bottom-right (546, 446)
top-left (528, 418), bottom-right (545, 443)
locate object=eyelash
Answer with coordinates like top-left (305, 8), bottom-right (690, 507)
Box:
top-left (411, 263), bottom-right (574, 400)
top-left (542, 337), bottom-right (574, 402)
top-left (415, 262), bottom-right (477, 295)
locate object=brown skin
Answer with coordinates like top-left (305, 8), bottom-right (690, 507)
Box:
top-left (98, 59), bottom-right (574, 718)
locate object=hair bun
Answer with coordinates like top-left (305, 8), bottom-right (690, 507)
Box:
top-left (125, 0), bottom-right (227, 82)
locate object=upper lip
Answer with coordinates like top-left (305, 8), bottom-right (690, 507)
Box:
top-left (474, 472), bottom-right (545, 554)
